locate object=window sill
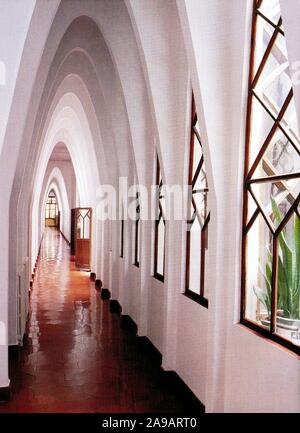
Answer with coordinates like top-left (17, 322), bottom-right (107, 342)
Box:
top-left (184, 290), bottom-right (208, 309)
top-left (153, 273), bottom-right (164, 283)
top-left (240, 317), bottom-right (300, 357)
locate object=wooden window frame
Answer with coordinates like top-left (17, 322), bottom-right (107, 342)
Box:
top-left (45, 195), bottom-right (57, 222)
top-left (185, 94), bottom-right (210, 308)
top-left (241, 0), bottom-right (300, 355)
top-left (120, 205), bottom-right (124, 259)
top-left (133, 191), bottom-right (140, 267)
top-left (153, 155), bottom-right (166, 282)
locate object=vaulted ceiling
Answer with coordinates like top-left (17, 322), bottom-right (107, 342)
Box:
top-left (49, 142), bottom-right (71, 161)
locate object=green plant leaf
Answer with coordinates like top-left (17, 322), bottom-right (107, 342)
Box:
top-left (271, 197), bottom-right (283, 226)
top-left (292, 213), bottom-right (300, 318)
top-left (254, 199), bottom-right (300, 322)
top-left (254, 285), bottom-right (270, 316)
top-left (271, 198), bottom-right (295, 316)
top-left (278, 255), bottom-right (289, 315)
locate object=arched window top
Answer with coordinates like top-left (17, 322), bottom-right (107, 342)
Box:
top-left (48, 190), bottom-right (56, 198)
top-left (250, 0), bottom-right (299, 144)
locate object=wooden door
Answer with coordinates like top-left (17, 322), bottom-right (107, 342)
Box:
top-left (75, 208), bottom-right (92, 270)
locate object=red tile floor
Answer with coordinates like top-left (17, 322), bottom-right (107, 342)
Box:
top-left (0, 228), bottom-right (189, 413)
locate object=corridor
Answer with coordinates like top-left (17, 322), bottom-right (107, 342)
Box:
top-left (1, 0), bottom-right (299, 414)
top-left (0, 229), bottom-right (188, 413)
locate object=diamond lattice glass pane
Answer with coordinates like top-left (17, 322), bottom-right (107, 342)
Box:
top-left (249, 96), bottom-right (275, 167)
top-left (254, 32), bottom-right (292, 115)
top-left (252, 128), bottom-right (300, 178)
top-left (160, 194), bottom-right (166, 219)
top-left (251, 179), bottom-right (299, 229)
top-left (137, 220), bottom-right (141, 264)
top-left (194, 119), bottom-right (201, 140)
top-left (157, 161), bottom-right (162, 187)
top-left (194, 167), bottom-right (207, 193)
top-left (281, 99), bottom-right (300, 145)
top-left (188, 216), bottom-right (201, 295)
top-left (193, 192), bottom-right (207, 226)
top-left (254, 14), bottom-right (277, 76)
top-left (189, 197), bottom-right (195, 222)
top-left (157, 218), bottom-right (165, 276)
top-left (245, 213), bottom-right (273, 329)
top-left (258, 0), bottom-right (281, 25)
top-left (192, 139), bottom-right (203, 180)
top-left (246, 191), bottom-right (259, 226)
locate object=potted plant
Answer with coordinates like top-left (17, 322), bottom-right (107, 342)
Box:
top-left (254, 198), bottom-right (300, 337)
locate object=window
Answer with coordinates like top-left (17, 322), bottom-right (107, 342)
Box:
top-left (45, 197), bottom-right (57, 219)
top-left (185, 94), bottom-right (210, 307)
top-left (45, 191), bottom-right (58, 225)
top-left (154, 155), bottom-right (166, 281)
top-left (133, 191), bottom-right (140, 267)
top-left (120, 204), bottom-right (124, 258)
top-left (242, 0), bottom-right (300, 354)
top-left (77, 208), bottom-right (91, 239)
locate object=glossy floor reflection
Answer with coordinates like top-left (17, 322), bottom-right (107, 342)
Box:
top-left (0, 228), bottom-right (188, 413)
